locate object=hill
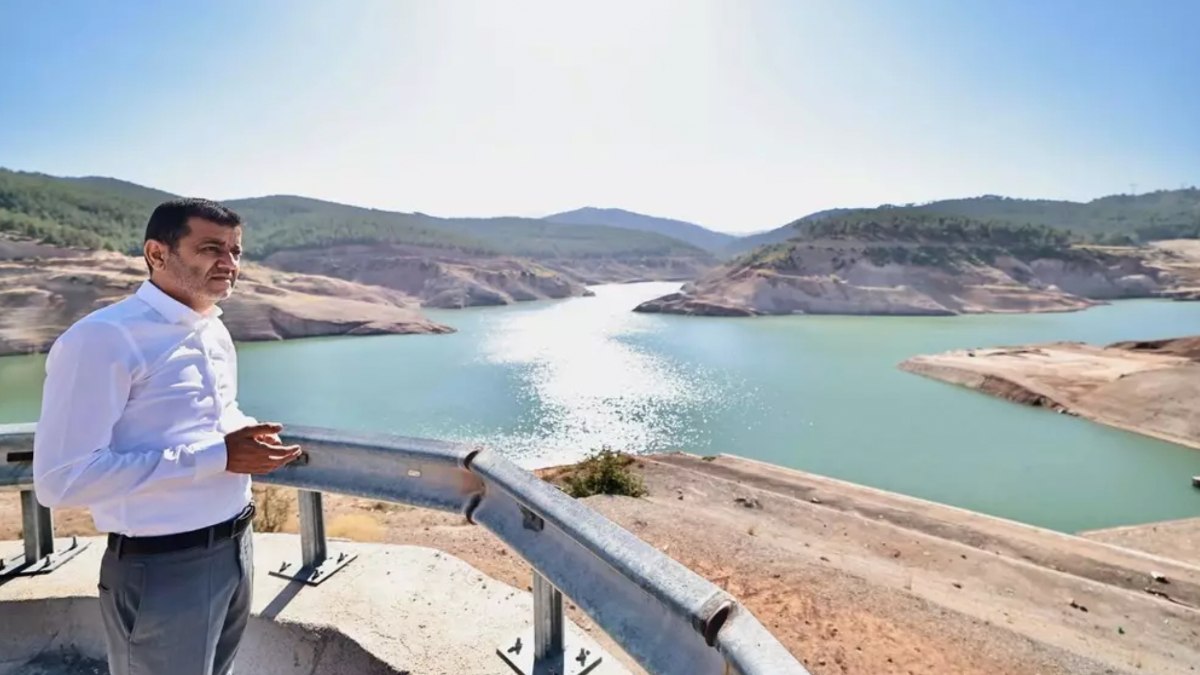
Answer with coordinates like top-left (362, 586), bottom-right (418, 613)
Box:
top-left (635, 211), bottom-right (1175, 317)
top-left (0, 169), bottom-right (716, 302)
top-left (544, 206), bottom-right (734, 253)
top-left (0, 241), bottom-right (452, 356)
top-left (725, 189), bottom-right (1200, 258)
top-left (0, 169), bottom-right (156, 252)
top-left (903, 191), bottom-right (1200, 242)
top-left (0, 170), bottom-right (711, 261)
top-left (720, 208), bottom-right (854, 256)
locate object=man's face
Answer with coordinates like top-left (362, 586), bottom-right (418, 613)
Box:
top-left (152, 218), bottom-right (243, 310)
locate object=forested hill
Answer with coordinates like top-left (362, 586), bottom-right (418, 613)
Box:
top-left (863, 191), bottom-right (1200, 243)
top-left (730, 190), bottom-right (1200, 258)
top-left (0, 169), bottom-right (710, 260)
top-left (736, 211), bottom-right (1092, 270)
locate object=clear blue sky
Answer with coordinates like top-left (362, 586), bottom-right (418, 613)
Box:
top-left (2, 0), bottom-right (1197, 233)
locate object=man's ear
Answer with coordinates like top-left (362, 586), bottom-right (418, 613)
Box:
top-left (144, 240), bottom-right (168, 273)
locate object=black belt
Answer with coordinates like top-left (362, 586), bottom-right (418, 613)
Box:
top-left (107, 502), bottom-right (256, 557)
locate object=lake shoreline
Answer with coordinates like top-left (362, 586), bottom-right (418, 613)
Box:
top-left (900, 336), bottom-right (1200, 452)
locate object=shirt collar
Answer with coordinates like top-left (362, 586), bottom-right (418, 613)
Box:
top-left (136, 280), bottom-right (223, 327)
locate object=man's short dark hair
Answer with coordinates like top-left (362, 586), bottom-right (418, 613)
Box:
top-left (144, 198), bottom-right (243, 251)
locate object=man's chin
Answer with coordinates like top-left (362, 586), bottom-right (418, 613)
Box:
top-left (204, 281), bottom-right (235, 302)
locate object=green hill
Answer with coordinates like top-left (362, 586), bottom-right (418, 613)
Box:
top-left (877, 191), bottom-right (1200, 242)
top-left (737, 210), bottom-right (1101, 270)
top-left (0, 169), bottom-right (709, 260)
top-left (0, 170), bottom-right (156, 251)
top-left (721, 208), bottom-right (853, 256)
top-left (735, 190), bottom-right (1200, 257)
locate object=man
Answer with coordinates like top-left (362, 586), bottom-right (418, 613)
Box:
top-left (32, 198), bottom-right (302, 675)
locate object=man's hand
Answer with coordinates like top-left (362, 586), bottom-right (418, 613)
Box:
top-left (224, 423), bottom-right (302, 475)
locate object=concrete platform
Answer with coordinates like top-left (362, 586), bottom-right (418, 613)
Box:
top-left (0, 534), bottom-right (628, 675)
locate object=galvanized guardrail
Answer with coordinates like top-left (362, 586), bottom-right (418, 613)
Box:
top-left (0, 422), bottom-right (809, 675)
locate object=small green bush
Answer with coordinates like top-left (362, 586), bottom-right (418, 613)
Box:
top-left (563, 446), bottom-right (647, 499)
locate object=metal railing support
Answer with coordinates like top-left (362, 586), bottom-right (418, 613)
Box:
top-left (497, 565), bottom-right (603, 674)
top-left (21, 490), bottom-right (53, 563)
top-left (533, 572), bottom-right (565, 663)
top-left (299, 489), bottom-right (327, 569)
top-left (1, 422), bottom-right (809, 673)
top-left (268, 488), bottom-right (356, 585)
top-left (0, 489), bottom-right (88, 578)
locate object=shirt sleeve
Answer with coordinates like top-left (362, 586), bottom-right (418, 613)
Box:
top-left (32, 321), bottom-right (228, 509)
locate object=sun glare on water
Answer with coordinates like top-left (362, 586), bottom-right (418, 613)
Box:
top-left (474, 284), bottom-right (725, 466)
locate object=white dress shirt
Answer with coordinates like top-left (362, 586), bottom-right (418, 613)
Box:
top-left (33, 280), bottom-right (255, 536)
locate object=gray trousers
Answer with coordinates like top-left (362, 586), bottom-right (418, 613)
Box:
top-left (97, 527), bottom-right (254, 675)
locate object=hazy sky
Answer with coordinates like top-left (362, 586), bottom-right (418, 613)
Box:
top-left (2, 1), bottom-right (1197, 233)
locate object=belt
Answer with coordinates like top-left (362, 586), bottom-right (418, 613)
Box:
top-left (107, 502), bottom-right (256, 557)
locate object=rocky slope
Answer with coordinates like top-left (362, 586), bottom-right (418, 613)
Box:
top-left (900, 336), bottom-right (1200, 450)
top-left (636, 239), bottom-right (1174, 317)
top-left (263, 244), bottom-right (599, 309)
top-left (542, 255), bottom-right (713, 285)
top-left (1146, 239), bottom-right (1200, 300)
top-left (0, 246), bottom-right (452, 356)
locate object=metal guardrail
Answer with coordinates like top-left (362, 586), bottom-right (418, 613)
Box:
top-left (0, 423), bottom-right (809, 675)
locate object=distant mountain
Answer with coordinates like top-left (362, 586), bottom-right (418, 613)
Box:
top-left (545, 206), bottom-right (734, 253)
top-left (721, 208), bottom-right (854, 256)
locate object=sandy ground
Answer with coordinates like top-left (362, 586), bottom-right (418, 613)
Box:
top-left (1082, 517), bottom-right (1200, 564)
top-left (1149, 240), bottom-right (1200, 298)
top-left (900, 338), bottom-right (1200, 452)
top-left (5, 453), bottom-right (1200, 674)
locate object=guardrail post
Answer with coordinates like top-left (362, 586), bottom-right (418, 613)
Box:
top-left (533, 571), bottom-right (565, 664)
top-left (21, 489), bottom-right (53, 562)
top-left (268, 489), bottom-right (356, 585)
top-left (299, 489), bottom-right (327, 569)
top-left (0, 490), bottom-right (88, 578)
top-left (497, 571), bottom-right (602, 674)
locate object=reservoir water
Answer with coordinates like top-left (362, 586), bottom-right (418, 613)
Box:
top-left (2, 282), bottom-right (1197, 532)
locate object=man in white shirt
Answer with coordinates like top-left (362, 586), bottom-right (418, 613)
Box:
top-left (33, 198), bottom-right (302, 675)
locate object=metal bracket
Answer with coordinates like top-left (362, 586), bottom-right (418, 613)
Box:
top-left (497, 627), bottom-right (604, 675)
top-left (498, 572), bottom-right (607, 675)
top-left (0, 535), bottom-right (89, 578)
top-left (1, 490), bottom-right (90, 578)
top-left (268, 549), bottom-right (358, 586)
top-left (266, 490), bottom-right (356, 585)
top-left (521, 505), bottom-right (545, 532)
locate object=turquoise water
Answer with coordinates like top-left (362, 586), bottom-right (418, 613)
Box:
top-left (2, 282), bottom-right (1198, 532)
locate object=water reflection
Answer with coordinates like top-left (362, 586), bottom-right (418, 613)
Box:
top-left (476, 283), bottom-right (726, 464)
